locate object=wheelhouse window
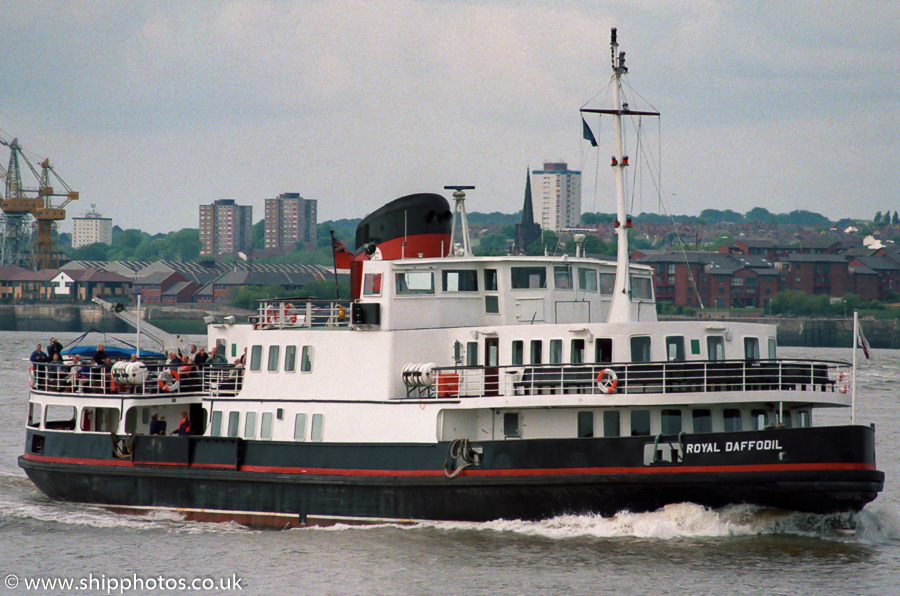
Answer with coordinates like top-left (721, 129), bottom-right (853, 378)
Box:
top-left (661, 410), bottom-right (682, 434)
top-left (707, 336), bottom-right (725, 361)
top-left (550, 339), bottom-right (563, 364)
top-left (571, 339), bottom-right (585, 364)
top-left (797, 410), bottom-right (811, 428)
top-left (396, 271), bottom-right (434, 294)
top-left (577, 411), bottom-right (594, 438)
top-left (28, 402), bottom-right (41, 427)
top-left (553, 266), bottom-right (573, 290)
top-left (599, 273), bottom-right (615, 295)
top-left (530, 340), bottom-right (543, 365)
top-left (595, 338), bottom-right (612, 363)
top-left (249, 345), bottom-right (263, 371)
top-left (630, 276), bottom-right (653, 299)
top-left (578, 268), bottom-right (598, 292)
top-left (744, 337), bottom-right (760, 360)
top-left (485, 295), bottom-right (499, 314)
top-left (630, 336), bottom-right (651, 362)
top-left (692, 409), bottom-right (712, 433)
top-left (768, 337), bottom-right (777, 359)
top-left (267, 345), bottom-right (280, 372)
top-left (301, 346), bottom-right (314, 372)
top-left (363, 273), bottom-right (383, 296)
top-left (512, 341), bottom-right (524, 366)
top-left (284, 345), bottom-right (297, 372)
top-left (511, 267), bottom-right (546, 289)
top-left (443, 269), bottom-right (478, 292)
top-left (484, 269), bottom-right (498, 291)
top-left (665, 336), bottom-right (685, 362)
top-left (630, 410), bottom-right (651, 436)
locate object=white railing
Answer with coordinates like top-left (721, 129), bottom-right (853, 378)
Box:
top-left (257, 299), bottom-right (353, 329)
top-left (402, 359), bottom-right (851, 399)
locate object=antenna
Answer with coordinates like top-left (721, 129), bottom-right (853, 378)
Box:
top-left (444, 185), bottom-right (475, 257)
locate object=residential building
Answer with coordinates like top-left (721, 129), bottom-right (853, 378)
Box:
top-left (532, 162), bottom-right (581, 232)
top-left (199, 199), bottom-right (253, 258)
top-left (72, 205), bottom-right (113, 248)
top-left (264, 192), bottom-right (317, 252)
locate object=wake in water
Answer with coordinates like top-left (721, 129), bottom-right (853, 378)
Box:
top-left (307, 502), bottom-right (900, 543)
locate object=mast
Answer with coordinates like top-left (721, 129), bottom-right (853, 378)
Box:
top-left (582, 28), bottom-right (659, 323)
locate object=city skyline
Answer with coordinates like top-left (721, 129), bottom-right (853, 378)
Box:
top-left (2, 3), bottom-right (898, 235)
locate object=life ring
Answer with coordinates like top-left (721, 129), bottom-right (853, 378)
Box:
top-left (29, 365), bottom-right (34, 388)
top-left (158, 368), bottom-right (180, 392)
top-left (284, 303), bottom-right (297, 324)
top-left (597, 368), bottom-right (618, 394)
top-left (266, 307), bottom-right (278, 324)
top-left (838, 371), bottom-right (848, 394)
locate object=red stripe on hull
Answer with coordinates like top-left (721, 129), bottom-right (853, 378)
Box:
top-left (22, 452), bottom-right (875, 477)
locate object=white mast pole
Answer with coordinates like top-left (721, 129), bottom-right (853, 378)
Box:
top-left (136, 294), bottom-right (141, 358)
top-left (851, 309), bottom-right (858, 425)
top-left (608, 27), bottom-right (632, 323)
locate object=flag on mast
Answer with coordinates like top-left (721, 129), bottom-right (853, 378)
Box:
top-left (331, 233), bottom-right (354, 270)
top-left (857, 319), bottom-right (871, 360)
top-left (582, 117), bottom-right (598, 147)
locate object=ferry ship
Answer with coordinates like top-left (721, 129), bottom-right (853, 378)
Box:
top-left (19, 30), bottom-right (883, 527)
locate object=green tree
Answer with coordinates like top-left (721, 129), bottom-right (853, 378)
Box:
top-left (874, 211), bottom-right (883, 224)
top-left (893, 211), bottom-right (899, 226)
top-left (745, 207), bottom-right (773, 223)
top-left (252, 220), bottom-right (265, 249)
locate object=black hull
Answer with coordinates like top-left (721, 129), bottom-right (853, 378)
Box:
top-left (19, 426), bottom-right (883, 526)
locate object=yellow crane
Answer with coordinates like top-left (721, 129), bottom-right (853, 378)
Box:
top-left (0, 137), bottom-right (78, 270)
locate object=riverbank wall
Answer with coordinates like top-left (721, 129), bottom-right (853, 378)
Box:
top-left (3, 304), bottom-right (898, 349)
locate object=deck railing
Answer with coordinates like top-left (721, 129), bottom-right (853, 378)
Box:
top-left (402, 358), bottom-right (851, 399)
top-left (29, 361), bottom-right (246, 398)
top-left (256, 300), bottom-right (353, 329)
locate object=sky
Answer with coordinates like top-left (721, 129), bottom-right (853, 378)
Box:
top-left (1, 1), bottom-right (898, 235)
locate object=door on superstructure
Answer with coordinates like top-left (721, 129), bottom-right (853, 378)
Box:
top-left (485, 337), bottom-right (500, 396)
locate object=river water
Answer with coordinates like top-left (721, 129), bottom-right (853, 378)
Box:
top-left (1, 331), bottom-right (899, 595)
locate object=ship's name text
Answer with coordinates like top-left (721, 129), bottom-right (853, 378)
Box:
top-left (685, 440), bottom-right (782, 454)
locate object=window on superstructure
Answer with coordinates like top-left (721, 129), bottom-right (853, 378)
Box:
top-left (571, 339), bottom-right (585, 364)
top-left (261, 412), bottom-right (273, 439)
top-left (578, 268), bottom-right (598, 292)
top-left (577, 411), bottom-right (594, 438)
top-left (294, 413), bottom-right (307, 441)
top-left (267, 345), bottom-right (280, 372)
top-left (396, 271), bottom-right (434, 294)
top-left (249, 345), bottom-right (262, 371)
top-left (484, 269), bottom-right (498, 291)
top-left (512, 341), bottom-right (524, 365)
top-left (550, 339), bottom-right (563, 364)
top-left (211, 411), bottom-right (222, 437)
top-left (724, 409), bottom-right (742, 432)
top-left (554, 266), bottom-right (573, 290)
top-left (630, 336), bottom-right (651, 363)
top-left (284, 345), bottom-right (297, 372)
top-left (28, 402), bottom-right (41, 428)
top-left (692, 409), bottom-right (712, 433)
top-left (661, 410), bottom-right (682, 434)
top-left (511, 267), bottom-right (546, 289)
top-left (630, 410), bottom-right (651, 436)
top-left (751, 409), bottom-right (768, 430)
top-left (443, 270), bottom-right (478, 292)
top-left (311, 413), bottom-right (324, 442)
top-left (227, 412), bottom-right (240, 437)
top-left (485, 295), bottom-right (499, 313)
top-left (466, 341), bottom-right (478, 366)
top-left (707, 336), bottom-right (725, 361)
top-left (744, 337), bottom-right (760, 361)
top-left (665, 336), bottom-right (685, 362)
top-left (363, 273), bottom-right (382, 296)
top-left (530, 340), bottom-right (543, 364)
top-left (44, 405), bottom-right (76, 431)
top-left (244, 411), bottom-right (257, 439)
top-left (768, 338), bottom-right (777, 359)
top-left (797, 410), bottom-right (811, 428)
top-left (595, 338), bottom-right (612, 363)
top-left (603, 411), bottom-right (620, 437)
top-left (630, 276), bottom-right (653, 299)
top-left (301, 346), bottom-right (313, 372)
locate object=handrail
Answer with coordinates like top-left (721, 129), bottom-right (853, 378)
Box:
top-left (29, 361), bottom-right (246, 398)
top-left (410, 358), bottom-right (851, 399)
top-left (257, 299), bottom-right (353, 329)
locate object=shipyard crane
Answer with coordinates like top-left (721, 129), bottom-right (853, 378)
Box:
top-left (0, 137), bottom-right (78, 269)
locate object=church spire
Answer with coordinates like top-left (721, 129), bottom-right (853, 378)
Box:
top-left (521, 167), bottom-right (535, 225)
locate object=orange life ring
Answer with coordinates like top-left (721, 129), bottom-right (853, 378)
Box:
top-left (597, 368), bottom-right (618, 394)
top-left (284, 303), bottom-right (297, 324)
top-left (158, 368), bottom-right (180, 392)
